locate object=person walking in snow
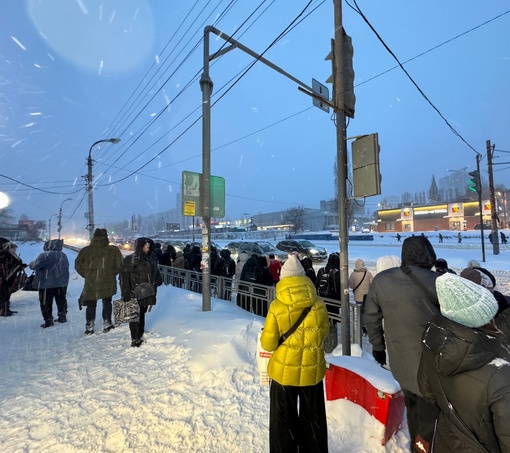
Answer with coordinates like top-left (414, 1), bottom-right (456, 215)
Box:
top-left (29, 239), bottom-right (69, 328)
top-left (418, 273), bottom-right (510, 451)
top-left (364, 236), bottom-right (440, 453)
top-left (75, 228), bottom-right (123, 335)
top-left (348, 258), bottom-right (373, 335)
top-left (120, 237), bottom-right (162, 347)
top-left (260, 254), bottom-right (329, 453)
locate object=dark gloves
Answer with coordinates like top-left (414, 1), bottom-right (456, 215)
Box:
top-left (373, 349), bottom-right (386, 366)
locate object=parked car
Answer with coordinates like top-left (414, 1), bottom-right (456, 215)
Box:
top-left (275, 239), bottom-right (327, 261)
top-left (189, 241), bottom-right (222, 251)
top-left (473, 223), bottom-right (491, 230)
top-left (163, 240), bottom-right (187, 253)
top-left (225, 241), bottom-right (288, 263)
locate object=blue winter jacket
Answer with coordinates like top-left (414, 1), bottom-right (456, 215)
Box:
top-left (29, 239), bottom-right (70, 289)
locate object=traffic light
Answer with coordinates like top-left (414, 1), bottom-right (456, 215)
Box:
top-left (325, 30), bottom-right (355, 118)
top-left (352, 133), bottom-right (381, 197)
top-left (468, 170), bottom-right (481, 194)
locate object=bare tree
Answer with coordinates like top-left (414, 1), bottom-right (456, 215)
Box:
top-left (284, 206), bottom-right (306, 233)
top-left (401, 192), bottom-right (413, 203)
top-left (0, 208), bottom-right (14, 225)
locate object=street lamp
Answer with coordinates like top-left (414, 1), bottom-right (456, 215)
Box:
top-left (58, 198), bottom-right (72, 240)
top-left (48, 214), bottom-right (58, 240)
top-left (86, 138), bottom-right (121, 241)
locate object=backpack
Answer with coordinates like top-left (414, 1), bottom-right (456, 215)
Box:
top-left (317, 270), bottom-right (330, 297)
top-left (317, 268), bottom-right (340, 299)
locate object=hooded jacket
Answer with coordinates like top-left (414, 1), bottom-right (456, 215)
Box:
top-left (260, 275), bottom-right (329, 386)
top-left (418, 314), bottom-right (510, 452)
top-left (0, 241), bottom-right (24, 298)
top-left (364, 236), bottom-right (440, 395)
top-left (29, 239), bottom-right (69, 289)
top-left (348, 258), bottom-right (374, 302)
top-left (75, 231), bottom-right (123, 301)
top-left (120, 237), bottom-right (162, 305)
top-left (235, 251), bottom-right (249, 283)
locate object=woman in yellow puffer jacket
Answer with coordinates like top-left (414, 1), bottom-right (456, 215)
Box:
top-left (260, 254), bottom-right (330, 453)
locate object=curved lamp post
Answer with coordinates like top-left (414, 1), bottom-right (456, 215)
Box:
top-left (57, 198), bottom-right (72, 240)
top-left (86, 138), bottom-right (121, 241)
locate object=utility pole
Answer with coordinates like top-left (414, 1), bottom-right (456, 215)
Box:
top-left (487, 140), bottom-right (499, 255)
top-left (333, 0), bottom-right (351, 355)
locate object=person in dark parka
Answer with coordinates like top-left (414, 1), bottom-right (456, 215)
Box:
top-left (419, 273), bottom-right (510, 452)
top-left (75, 228), bottom-right (123, 335)
top-left (120, 237), bottom-right (162, 347)
top-left (364, 236), bottom-right (441, 453)
top-left (0, 239), bottom-right (26, 317)
top-left (29, 239), bottom-right (70, 327)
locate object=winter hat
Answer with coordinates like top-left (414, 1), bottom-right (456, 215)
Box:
top-left (376, 255), bottom-right (400, 273)
top-left (93, 228), bottom-right (108, 238)
top-left (354, 258), bottom-right (365, 269)
top-left (280, 254), bottom-right (305, 279)
top-left (436, 273), bottom-right (498, 328)
top-left (467, 259), bottom-right (481, 268)
top-left (460, 268), bottom-right (494, 291)
top-left (401, 236), bottom-right (436, 269)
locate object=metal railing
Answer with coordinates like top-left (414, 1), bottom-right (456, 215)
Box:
top-left (158, 265), bottom-right (363, 345)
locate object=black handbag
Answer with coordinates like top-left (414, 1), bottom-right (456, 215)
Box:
top-left (133, 282), bottom-right (156, 301)
top-left (22, 272), bottom-right (38, 291)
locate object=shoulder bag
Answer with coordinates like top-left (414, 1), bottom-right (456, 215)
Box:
top-left (257, 306), bottom-right (312, 386)
top-left (133, 282), bottom-right (156, 300)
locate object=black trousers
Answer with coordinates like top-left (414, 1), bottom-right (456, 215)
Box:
top-left (84, 297), bottom-right (113, 324)
top-left (129, 304), bottom-right (148, 340)
top-left (403, 389), bottom-right (439, 453)
top-left (269, 380), bottom-right (328, 453)
top-left (39, 287), bottom-right (67, 320)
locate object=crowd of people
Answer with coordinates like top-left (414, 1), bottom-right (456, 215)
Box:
top-left (3, 233), bottom-right (510, 451)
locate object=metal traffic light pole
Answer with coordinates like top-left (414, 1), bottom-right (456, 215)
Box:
top-left (474, 154), bottom-right (486, 262)
top-left (487, 140), bottom-right (500, 255)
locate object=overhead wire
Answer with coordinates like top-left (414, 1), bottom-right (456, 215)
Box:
top-left (348, 0), bottom-right (507, 156)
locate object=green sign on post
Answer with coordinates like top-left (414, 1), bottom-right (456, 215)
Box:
top-left (182, 171), bottom-right (225, 217)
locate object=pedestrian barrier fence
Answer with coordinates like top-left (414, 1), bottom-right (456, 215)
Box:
top-left (158, 265), bottom-right (363, 345)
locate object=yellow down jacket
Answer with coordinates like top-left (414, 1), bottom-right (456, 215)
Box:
top-left (260, 275), bottom-right (330, 386)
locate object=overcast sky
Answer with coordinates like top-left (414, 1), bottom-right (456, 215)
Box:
top-left (1, 0), bottom-right (509, 234)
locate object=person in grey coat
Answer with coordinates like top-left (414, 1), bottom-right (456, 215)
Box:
top-left (29, 239), bottom-right (70, 327)
top-left (75, 228), bottom-right (123, 335)
top-left (364, 236), bottom-right (441, 453)
top-left (419, 273), bottom-right (510, 452)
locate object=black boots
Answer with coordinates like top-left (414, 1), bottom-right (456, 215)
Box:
top-left (84, 321), bottom-right (94, 335)
top-left (40, 318), bottom-right (54, 328)
top-left (131, 339), bottom-right (144, 347)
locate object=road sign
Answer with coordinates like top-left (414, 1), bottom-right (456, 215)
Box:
top-left (184, 200), bottom-right (196, 216)
top-left (312, 78), bottom-right (330, 113)
top-left (182, 171), bottom-right (225, 217)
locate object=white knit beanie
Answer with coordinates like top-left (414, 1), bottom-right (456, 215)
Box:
top-left (376, 255), bottom-right (400, 273)
top-left (280, 254), bottom-right (305, 279)
top-left (436, 273), bottom-right (498, 328)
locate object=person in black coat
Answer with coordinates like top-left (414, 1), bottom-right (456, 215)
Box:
top-left (365, 236), bottom-right (440, 452)
top-left (0, 239), bottom-right (26, 317)
top-left (120, 237), bottom-right (162, 347)
top-left (300, 256), bottom-right (316, 285)
top-left (419, 273), bottom-right (510, 452)
top-left (158, 245), bottom-right (174, 267)
top-left (240, 254), bottom-right (259, 312)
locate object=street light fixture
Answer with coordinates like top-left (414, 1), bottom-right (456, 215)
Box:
top-left (58, 198), bottom-right (72, 240)
top-left (48, 213), bottom-right (58, 240)
top-left (86, 138), bottom-right (121, 241)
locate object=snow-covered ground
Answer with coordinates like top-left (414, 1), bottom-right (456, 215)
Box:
top-left (1, 233), bottom-right (508, 452)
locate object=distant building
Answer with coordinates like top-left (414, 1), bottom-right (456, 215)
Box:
top-left (376, 200), bottom-right (493, 232)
